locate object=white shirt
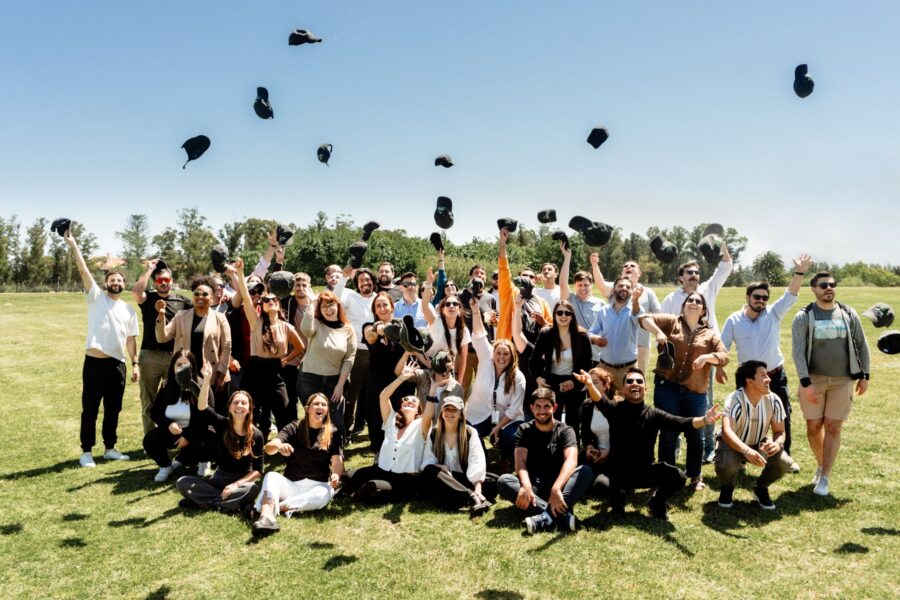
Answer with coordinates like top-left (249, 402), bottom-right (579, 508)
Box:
top-left (590, 408), bottom-right (611, 450)
top-left (535, 286), bottom-right (561, 312)
top-left (721, 289), bottom-right (798, 370)
top-left (723, 389), bottom-right (785, 446)
top-left (550, 347), bottom-right (573, 376)
top-left (164, 400), bottom-right (192, 428)
top-left (333, 276), bottom-right (374, 343)
top-left (85, 283), bottom-right (140, 362)
top-left (426, 319), bottom-right (471, 358)
top-left (378, 411), bottom-right (427, 474)
top-left (660, 260), bottom-right (733, 332)
top-left (466, 332), bottom-right (526, 424)
top-left (421, 434), bottom-right (487, 485)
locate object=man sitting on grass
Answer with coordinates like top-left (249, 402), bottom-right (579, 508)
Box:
top-left (716, 361), bottom-right (793, 510)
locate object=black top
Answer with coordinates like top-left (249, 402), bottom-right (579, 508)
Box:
top-left (364, 322), bottom-right (416, 403)
top-left (149, 386), bottom-right (211, 442)
top-left (595, 398), bottom-right (694, 474)
top-left (278, 421), bottom-right (343, 482)
top-left (528, 328), bottom-right (592, 390)
top-left (190, 314), bottom-right (204, 368)
top-left (514, 420), bottom-right (577, 489)
top-left (139, 290), bottom-right (192, 351)
top-left (200, 407), bottom-right (264, 474)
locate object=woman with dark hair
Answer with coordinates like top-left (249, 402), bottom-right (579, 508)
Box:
top-left (229, 259), bottom-right (305, 437)
top-left (175, 362), bottom-right (264, 512)
top-left (297, 290), bottom-right (357, 437)
top-left (143, 350), bottom-right (213, 482)
top-left (423, 294), bottom-right (470, 379)
top-left (573, 367), bottom-right (615, 485)
top-left (529, 298), bottom-right (593, 437)
top-left (420, 396), bottom-right (495, 516)
top-left (639, 292), bottom-right (729, 491)
top-left (250, 393), bottom-right (344, 535)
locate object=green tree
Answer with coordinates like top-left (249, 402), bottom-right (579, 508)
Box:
top-left (0, 216), bottom-right (18, 285)
top-left (17, 218), bottom-right (50, 286)
top-left (752, 251), bottom-right (788, 285)
top-left (117, 214), bottom-right (151, 280)
top-left (152, 208), bottom-right (218, 283)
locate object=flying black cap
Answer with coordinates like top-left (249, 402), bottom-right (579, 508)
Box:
top-left (317, 144), bottom-right (332, 166)
top-left (497, 218), bottom-right (518, 232)
top-left (434, 155), bottom-right (454, 168)
top-left (435, 196), bottom-right (454, 229)
top-left (698, 234), bottom-right (724, 264)
top-left (210, 244), bottom-right (230, 274)
top-left (513, 275), bottom-right (534, 300)
top-left (537, 210), bottom-right (557, 224)
top-left (863, 303), bottom-right (895, 328)
top-left (551, 230), bottom-right (569, 250)
top-left (289, 29), bottom-right (322, 45)
top-left (254, 87), bottom-right (274, 119)
top-left (877, 330), bottom-right (900, 354)
top-left (400, 314), bottom-right (427, 353)
top-left (568, 215), bottom-right (592, 232)
top-left (582, 222), bottom-right (613, 247)
top-left (384, 320), bottom-right (403, 343)
top-left (650, 234), bottom-right (678, 264)
top-left (348, 241), bottom-right (368, 269)
top-left (152, 259), bottom-right (169, 277)
top-left (268, 271), bottom-right (295, 299)
top-left (429, 232), bottom-right (444, 252)
top-left (181, 135), bottom-right (210, 169)
top-left (276, 224), bottom-right (294, 246)
top-left (587, 126), bottom-right (609, 149)
top-left (361, 221), bottom-right (380, 242)
top-left (793, 64), bottom-right (814, 99)
top-left (50, 218), bottom-right (71, 237)
top-left (701, 223), bottom-right (724, 238)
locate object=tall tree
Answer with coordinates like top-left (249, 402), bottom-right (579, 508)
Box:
top-left (117, 214), bottom-right (151, 279)
top-left (18, 218), bottom-right (49, 286)
top-left (752, 251), bottom-right (787, 285)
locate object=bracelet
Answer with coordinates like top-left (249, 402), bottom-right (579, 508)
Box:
top-left (794, 271), bottom-right (805, 276)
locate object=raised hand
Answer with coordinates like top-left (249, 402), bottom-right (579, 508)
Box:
top-left (793, 253), bottom-right (812, 273)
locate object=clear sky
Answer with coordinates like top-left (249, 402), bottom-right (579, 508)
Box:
top-left (2, 2), bottom-right (898, 265)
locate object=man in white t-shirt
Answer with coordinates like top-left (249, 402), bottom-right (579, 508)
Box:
top-left (534, 261), bottom-right (561, 312)
top-left (65, 230), bottom-right (140, 468)
top-left (334, 266), bottom-right (376, 436)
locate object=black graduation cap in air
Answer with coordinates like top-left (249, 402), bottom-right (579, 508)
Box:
top-left (586, 126), bottom-right (609, 149)
top-left (701, 223), bottom-right (724, 238)
top-left (537, 210), bottom-right (557, 224)
top-left (276, 225), bottom-right (294, 246)
top-left (181, 135), bottom-right (210, 169)
top-left (582, 222), bottom-right (614, 247)
top-left (793, 64), bottom-right (814, 99)
top-left (434, 155), bottom-right (454, 168)
top-left (289, 29), bottom-right (322, 45)
top-left (650, 234), bottom-right (678, 264)
top-left (151, 259), bottom-right (169, 277)
top-left (429, 232), bottom-right (444, 252)
top-left (210, 244), bottom-right (230, 274)
top-left (50, 218), bottom-right (71, 237)
top-left (877, 330), bottom-right (900, 355)
top-left (657, 341), bottom-right (676, 370)
top-left (552, 230), bottom-right (569, 250)
top-left (361, 221), bottom-right (380, 242)
top-left (434, 196), bottom-right (454, 229)
top-left (568, 215), bottom-right (593, 232)
top-left (254, 87), bottom-right (274, 120)
top-left (317, 144), bottom-right (332, 166)
top-left (698, 234), bottom-right (724, 264)
top-left (863, 303), bottom-right (895, 328)
top-left (497, 218), bottom-right (518, 233)
top-left (348, 241), bottom-right (368, 269)
top-left (268, 271), bottom-right (295, 299)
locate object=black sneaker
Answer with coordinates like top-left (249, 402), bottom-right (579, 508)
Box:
top-left (469, 497), bottom-right (492, 518)
top-left (556, 511), bottom-right (577, 532)
top-left (718, 486), bottom-right (734, 508)
top-left (753, 487), bottom-right (776, 510)
top-left (524, 511), bottom-right (555, 534)
top-left (647, 495), bottom-right (668, 520)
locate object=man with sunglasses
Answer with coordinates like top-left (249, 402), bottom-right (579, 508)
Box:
top-left (718, 254), bottom-right (812, 470)
top-left (133, 259), bottom-right (192, 434)
top-left (588, 278), bottom-right (645, 387)
top-left (792, 272), bottom-right (870, 496)
top-left (334, 266), bottom-right (377, 435)
top-left (393, 272), bottom-right (428, 328)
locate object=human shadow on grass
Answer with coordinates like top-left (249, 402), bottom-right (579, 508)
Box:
top-left (1, 523), bottom-right (23, 535)
top-left (107, 507), bottom-right (191, 529)
top-left (62, 512), bottom-right (90, 522)
top-left (67, 464), bottom-right (173, 498)
top-left (475, 590), bottom-right (525, 600)
top-left (861, 526), bottom-right (900, 536)
top-left (323, 554), bottom-right (358, 571)
top-left (145, 585), bottom-right (172, 599)
top-left (835, 542), bottom-right (868, 554)
top-left (59, 536), bottom-right (87, 548)
top-left (581, 504), bottom-right (694, 558)
top-left (2, 459), bottom-right (87, 481)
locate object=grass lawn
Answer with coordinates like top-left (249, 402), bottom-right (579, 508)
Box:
top-left (0, 287), bottom-right (898, 599)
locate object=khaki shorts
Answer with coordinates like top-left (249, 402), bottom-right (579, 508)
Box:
top-left (799, 374), bottom-right (853, 421)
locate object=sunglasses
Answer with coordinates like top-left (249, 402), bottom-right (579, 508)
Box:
top-left (683, 269), bottom-right (701, 276)
top-left (555, 310), bottom-right (574, 317)
top-left (624, 377), bottom-right (645, 385)
top-left (444, 301), bottom-right (460, 308)
top-left (751, 294), bottom-right (769, 301)
top-left (155, 277), bottom-right (172, 284)
top-left (321, 302), bottom-right (337, 309)
top-left (248, 286), bottom-right (264, 296)
top-left (193, 291), bottom-right (210, 298)
top-left (401, 282), bottom-right (417, 288)
top-left (492, 275), bottom-right (499, 280)
top-left (816, 282), bottom-right (837, 289)
top-left (684, 297), bottom-right (704, 305)
top-left (261, 296), bottom-right (278, 304)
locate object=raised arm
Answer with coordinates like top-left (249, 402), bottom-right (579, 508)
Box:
top-left (509, 295), bottom-right (529, 354)
top-left (196, 362), bottom-right (213, 411)
top-left (132, 259), bottom-right (158, 304)
top-left (229, 259), bottom-right (258, 329)
top-left (591, 253), bottom-right (611, 297)
top-left (433, 249), bottom-right (447, 306)
top-left (559, 242), bottom-right (572, 300)
top-left (380, 360), bottom-right (416, 424)
top-left (63, 231), bottom-right (95, 292)
top-left (787, 254), bottom-right (812, 297)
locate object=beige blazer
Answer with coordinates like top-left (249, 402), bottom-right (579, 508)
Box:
top-left (156, 309), bottom-right (231, 380)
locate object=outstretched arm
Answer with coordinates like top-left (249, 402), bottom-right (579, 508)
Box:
top-left (64, 231), bottom-right (95, 292)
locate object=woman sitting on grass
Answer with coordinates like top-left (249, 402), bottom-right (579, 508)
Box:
top-left (176, 362), bottom-right (264, 512)
top-left (251, 393), bottom-right (344, 536)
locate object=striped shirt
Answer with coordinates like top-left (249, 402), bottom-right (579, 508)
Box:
top-left (723, 389), bottom-right (785, 446)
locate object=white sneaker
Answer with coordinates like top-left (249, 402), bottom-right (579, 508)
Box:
top-left (103, 448), bottom-right (130, 461)
top-left (812, 466), bottom-right (823, 486)
top-left (154, 466), bottom-right (174, 482)
top-left (171, 460), bottom-right (183, 471)
top-left (813, 475), bottom-right (830, 496)
top-left (79, 452), bottom-right (96, 468)
top-left (197, 462), bottom-right (212, 477)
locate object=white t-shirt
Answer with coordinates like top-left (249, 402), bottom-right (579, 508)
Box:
top-left (85, 283), bottom-right (140, 362)
top-left (421, 434), bottom-right (487, 485)
top-left (164, 400), bottom-right (192, 428)
top-left (426, 319), bottom-right (471, 358)
top-left (378, 411), bottom-right (428, 474)
top-left (590, 407), bottom-right (611, 450)
top-left (550, 348), bottom-right (573, 376)
top-left (535, 286), bottom-right (561, 312)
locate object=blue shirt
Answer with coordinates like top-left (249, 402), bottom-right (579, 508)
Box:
top-left (588, 301), bottom-right (643, 365)
top-left (721, 289), bottom-right (798, 370)
top-left (394, 297), bottom-right (427, 328)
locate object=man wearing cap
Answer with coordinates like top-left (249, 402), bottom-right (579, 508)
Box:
top-left (559, 244), bottom-right (605, 363)
top-left (132, 259), bottom-right (192, 433)
top-left (588, 279), bottom-right (645, 388)
top-left (717, 254), bottom-right (812, 469)
top-left (393, 272), bottom-right (428, 328)
top-left (791, 272), bottom-right (870, 496)
top-left (335, 266), bottom-right (377, 435)
top-left (65, 230), bottom-right (140, 468)
top-left (376, 262), bottom-right (403, 303)
top-left (534, 262), bottom-right (561, 312)
top-left (659, 247), bottom-right (733, 462)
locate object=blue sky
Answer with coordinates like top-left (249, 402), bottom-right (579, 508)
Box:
top-left (1, 2), bottom-right (898, 265)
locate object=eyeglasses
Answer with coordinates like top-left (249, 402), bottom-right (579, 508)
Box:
top-left (192, 291), bottom-right (210, 298)
top-left (751, 294), bottom-right (769, 301)
top-left (624, 377), bottom-right (645, 385)
top-left (444, 301), bottom-right (460, 308)
top-left (555, 310), bottom-right (574, 317)
top-left (683, 269), bottom-right (701, 276)
top-left (684, 297), bottom-right (704, 305)
top-left (816, 282), bottom-right (837, 289)
top-left (321, 302), bottom-right (337, 309)
top-left (445, 283), bottom-right (457, 289)
top-left (261, 297), bottom-right (278, 304)
top-left (401, 282), bottom-right (417, 288)
top-left (155, 277), bottom-right (172, 284)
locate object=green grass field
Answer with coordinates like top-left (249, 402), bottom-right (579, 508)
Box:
top-left (0, 287), bottom-right (898, 599)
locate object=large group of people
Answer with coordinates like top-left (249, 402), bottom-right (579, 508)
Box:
top-left (65, 223), bottom-right (873, 536)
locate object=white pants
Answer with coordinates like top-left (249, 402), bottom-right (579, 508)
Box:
top-left (254, 472), bottom-right (334, 516)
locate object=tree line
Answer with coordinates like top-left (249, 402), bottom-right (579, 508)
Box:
top-left (1, 210), bottom-right (898, 291)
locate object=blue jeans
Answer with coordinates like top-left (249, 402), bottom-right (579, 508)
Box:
top-left (470, 417), bottom-right (523, 459)
top-left (703, 371), bottom-right (716, 461)
top-left (654, 376), bottom-right (706, 479)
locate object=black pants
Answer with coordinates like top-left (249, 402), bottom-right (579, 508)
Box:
top-left (282, 363), bottom-right (300, 422)
top-left (176, 470), bottom-right (258, 512)
top-left (80, 356), bottom-right (126, 452)
top-left (297, 371), bottom-right (345, 437)
top-left (142, 426), bottom-right (211, 468)
top-left (548, 373), bottom-right (584, 446)
top-left (244, 357), bottom-right (290, 436)
top-left (419, 465), bottom-right (498, 510)
top-left (345, 348), bottom-right (369, 433)
top-left (594, 463), bottom-right (687, 510)
top-left (769, 369), bottom-right (793, 454)
top-left (344, 466), bottom-right (420, 503)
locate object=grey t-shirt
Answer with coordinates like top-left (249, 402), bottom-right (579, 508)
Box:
top-left (808, 306), bottom-right (851, 377)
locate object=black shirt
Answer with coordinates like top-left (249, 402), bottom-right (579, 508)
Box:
top-left (514, 420), bottom-right (577, 489)
top-left (139, 290), bottom-right (192, 351)
top-left (200, 407), bottom-right (265, 474)
top-left (278, 421), bottom-right (343, 482)
top-left (595, 399), bottom-right (694, 474)
top-left (190, 314), bottom-right (204, 368)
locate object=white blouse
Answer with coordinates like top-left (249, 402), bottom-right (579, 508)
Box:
top-left (590, 408), bottom-right (611, 450)
top-left (466, 332), bottom-right (525, 425)
top-left (421, 432), bottom-right (487, 485)
top-left (426, 318), bottom-right (471, 358)
top-left (378, 411), bottom-right (428, 474)
top-left (551, 347), bottom-right (573, 376)
top-left (164, 400), bottom-right (191, 428)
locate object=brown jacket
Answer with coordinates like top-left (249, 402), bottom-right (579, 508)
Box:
top-left (156, 309), bottom-right (231, 380)
top-left (640, 313), bottom-right (728, 394)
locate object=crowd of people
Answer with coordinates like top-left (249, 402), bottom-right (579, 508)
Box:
top-left (64, 222), bottom-right (873, 535)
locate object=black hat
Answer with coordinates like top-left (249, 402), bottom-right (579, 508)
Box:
top-left (254, 87), bottom-right (274, 120)
top-left (210, 244), bottom-right (230, 274)
top-left (657, 341), bottom-right (676, 370)
top-left (151, 259), bottom-right (169, 277)
top-left (317, 144), bottom-right (332, 166)
top-left (361, 221), bottom-right (380, 242)
top-left (181, 135), bottom-right (210, 169)
top-left (434, 155), bottom-right (454, 168)
top-left (582, 222), bottom-right (614, 247)
top-left (586, 126), bottom-right (609, 149)
top-left (698, 234), bottom-right (724, 264)
top-left (497, 218), bottom-right (518, 232)
top-left (431, 350), bottom-right (453, 375)
top-left (537, 210), bottom-right (557, 224)
top-left (863, 303), bottom-right (895, 328)
top-left (276, 224), bottom-right (294, 246)
top-left (701, 223), bottom-right (724, 238)
top-left (513, 275), bottom-right (534, 300)
top-left (268, 271), bottom-right (295, 299)
top-left (384, 320), bottom-right (403, 343)
top-left (348, 241), bottom-right (367, 269)
top-left (551, 230), bottom-right (569, 250)
top-left (434, 196), bottom-right (454, 229)
top-left (877, 330), bottom-right (900, 354)
top-left (469, 277), bottom-right (484, 297)
top-left (429, 232), bottom-right (444, 252)
top-left (793, 64), bottom-right (814, 99)
top-left (400, 315), bottom-right (427, 353)
top-left (650, 234), bottom-right (679, 264)
top-left (568, 215), bottom-right (592, 233)
top-left (50, 218), bottom-right (71, 237)
top-left (288, 29), bottom-right (322, 45)
top-left (420, 328), bottom-right (434, 353)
